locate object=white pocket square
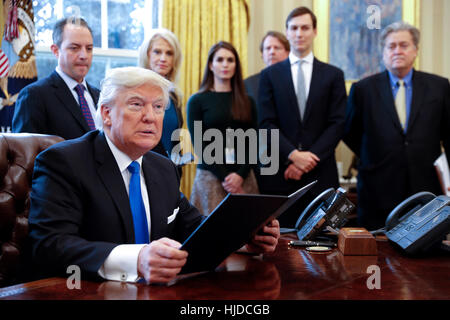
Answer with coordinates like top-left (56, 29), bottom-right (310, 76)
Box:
top-left (167, 207), bottom-right (179, 224)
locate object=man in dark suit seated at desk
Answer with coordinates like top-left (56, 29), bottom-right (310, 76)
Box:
top-left (344, 21), bottom-right (450, 230)
top-left (12, 17), bottom-right (100, 140)
top-left (28, 66), bottom-right (280, 285)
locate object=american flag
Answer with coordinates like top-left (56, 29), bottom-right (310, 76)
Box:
top-left (0, 49), bottom-right (10, 78)
top-left (4, 0), bottom-right (19, 42)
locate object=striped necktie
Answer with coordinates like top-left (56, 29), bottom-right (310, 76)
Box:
top-left (74, 84), bottom-right (96, 130)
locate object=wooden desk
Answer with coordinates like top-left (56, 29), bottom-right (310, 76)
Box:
top-left (0, 236), bottom-right (449, 300)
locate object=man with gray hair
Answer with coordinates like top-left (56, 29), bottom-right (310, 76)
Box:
top-left (28, 66), bottom-right (280, 285)
top-left (244, 30), bottom-right (290, 102)
top-left (12, 17), bottom-right (99, 140)
top-left (244, 31), bottom-right (290, 194)
top-left (344, 21), bottom-right (450, 230)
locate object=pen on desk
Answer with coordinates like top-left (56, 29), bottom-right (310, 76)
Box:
top-left (289, 240), bottom-right (337, 247)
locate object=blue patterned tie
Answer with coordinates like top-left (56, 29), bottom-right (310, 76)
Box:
top-left (127, 161), bottom-right (149, 244)
top-left (74, 84), bottom-right (96, 130)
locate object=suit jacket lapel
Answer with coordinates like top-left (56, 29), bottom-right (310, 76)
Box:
top-left (280, 59), bottom-right (303, 124)
top-left (142, 155), bottom-right (168, 241)
top-left (94, 132), bottom-right (135, 243)
top-left (375, 71), bottom-right (404, 132)
top-left (302, 58), bottom-right (321, 123)
top-left (407, 70), bottom-right (425, 133)
top-left (50, 71), bottom-right (91, 132)
top-left (87, 82), bottom-right (100, 106)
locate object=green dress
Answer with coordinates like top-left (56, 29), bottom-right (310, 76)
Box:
top-left (187, 91), bottom-right (259, 215)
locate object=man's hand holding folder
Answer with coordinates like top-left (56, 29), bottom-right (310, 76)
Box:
top-left (136, 220), bottom-right (280, 285)
top-left (245, 219), bottom-right (281, 253)
top-left (178, 181), bottom-right (316, 277)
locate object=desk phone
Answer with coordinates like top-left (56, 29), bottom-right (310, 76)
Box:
top-left (295, 187), bottom-right (355, 241)
top-left (385, 192), bottom-right (450, 254)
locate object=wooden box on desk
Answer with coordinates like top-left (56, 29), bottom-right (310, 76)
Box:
top-left (338, 228), bottom-right (378, 255)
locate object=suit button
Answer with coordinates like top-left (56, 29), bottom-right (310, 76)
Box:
top-left (404, 141), bottom-right (409, 146)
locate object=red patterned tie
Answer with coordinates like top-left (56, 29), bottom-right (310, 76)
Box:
top-left (74, 84), bottom-right (96, 130)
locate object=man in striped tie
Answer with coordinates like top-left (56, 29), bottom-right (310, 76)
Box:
top-left (344, 21), bottom-right (450, 230)
top-left (12, 17), bottom-right (100, 140)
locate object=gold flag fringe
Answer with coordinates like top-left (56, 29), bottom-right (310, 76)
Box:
top-left (9, 55), bottom-right (37, 79)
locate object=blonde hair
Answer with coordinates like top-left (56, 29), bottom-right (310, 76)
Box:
top-left (138, 28), bottom-right (182, 83)
top-left (95, 67), bottom-right (172, 129)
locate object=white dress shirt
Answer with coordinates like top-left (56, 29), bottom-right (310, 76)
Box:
top-left (289, 51), bottom-right (314, 99)
top-left (287, 51), bottom-right (314, 159)
top-left (97, 134), bottom-right (152, 282)
top-left (55, 66), bottom-right (97, 126)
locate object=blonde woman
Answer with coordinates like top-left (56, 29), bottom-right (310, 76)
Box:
top-left (138, 28), bottom-right (184, 167)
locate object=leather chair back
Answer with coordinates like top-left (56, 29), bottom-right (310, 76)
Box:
top-left (0, 133), bottom-right (63, 287)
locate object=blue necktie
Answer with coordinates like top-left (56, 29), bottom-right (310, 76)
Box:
top-left (74, 84), bottom-right (96, 130)
top-left (127, 161), bottom-right (149, 244)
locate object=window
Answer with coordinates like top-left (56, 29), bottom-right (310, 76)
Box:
top-left (33, 0), bottom-right (161, 88)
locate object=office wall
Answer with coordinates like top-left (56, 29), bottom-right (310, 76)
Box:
top-left (247, 0), bottom-right (450, 175)
top-left (248, 0), bottom-right (450, 78)
top-left (247, 0), bottom-right (313, 77)
top-left (420, 0), bottom-right (450, 80)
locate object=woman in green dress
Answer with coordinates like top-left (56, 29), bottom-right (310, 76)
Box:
top-left (187, 41), bottom-right (259, 216)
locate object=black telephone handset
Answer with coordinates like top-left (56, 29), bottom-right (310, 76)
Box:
top-left (385, 192), bottom-right (436, 231)
top-left (295, 188), bottom-right (334, 230)
top-left (295, 187), bottom-right (355, 241)
top-left (385, 192), bottom-right (450, 254)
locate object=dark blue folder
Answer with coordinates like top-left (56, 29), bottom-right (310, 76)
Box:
top-left (180, 180), bottom-right (317, 274)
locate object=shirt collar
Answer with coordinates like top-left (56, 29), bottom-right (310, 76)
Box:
top-left (104, 132), bottom-right (143, 173)
top-left (55, 66), bottom-right (88, 91)
top-left (388, 68), bottom-right (414, 88)
top-left (289, 51), bottom-right (314, 66)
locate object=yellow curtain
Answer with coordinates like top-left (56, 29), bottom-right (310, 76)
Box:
top-left (162, 0), bottom-right (250, 199)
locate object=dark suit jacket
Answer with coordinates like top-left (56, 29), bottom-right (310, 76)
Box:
top-left (344, 70), bottom-right (450, 230)
top-left (28, 130), bottom-right (203, 280)
top-left (244, 72), bottom-right (260, 103)
top-left (12, 71), bottom-right (100, 140)
top-left (258, 57), bottom-right (347, 197)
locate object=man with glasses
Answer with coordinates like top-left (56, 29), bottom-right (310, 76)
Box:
top-left (244, 31), bottom-right (290, 102)
top-left (344, 21), bottom-right (450, 230)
